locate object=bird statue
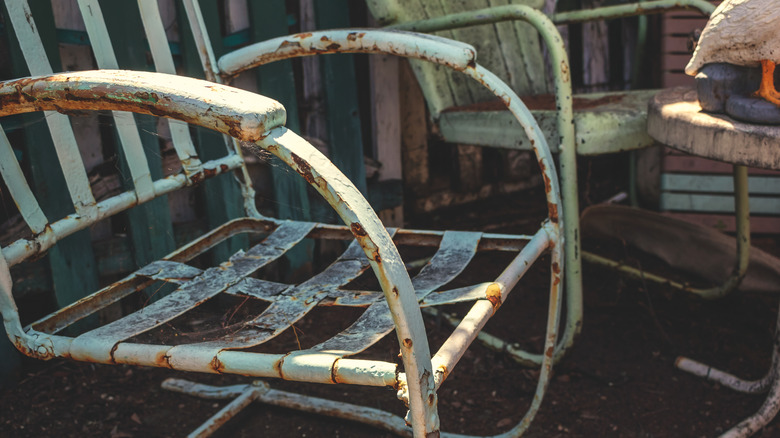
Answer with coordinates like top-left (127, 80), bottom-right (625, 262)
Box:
top-left (685, 0), bottom-right (780, 107)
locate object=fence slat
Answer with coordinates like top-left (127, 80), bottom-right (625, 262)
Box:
top-left (313, 0), bottom-right (368, 196)
top-left (1, 0), bottom-right (100, 322)
top-left (248, 0), bottom-right (314, 274)
top-left (176, 0), bottom-right (247, 263)
top-left (77, 0), bottom-right (155, 203)
top-left (0, 130), bottom-right (48, 234)
top-left (5, 0), bottom-right (97, 221)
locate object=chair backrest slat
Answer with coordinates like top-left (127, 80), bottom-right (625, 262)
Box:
top-left (366, 0), bottom-right (548, 118)
top-left (181, 0), bottom-right (220, 83)
top-left (136, 0), bottom-right (204, 177)
top-left (5, 0), bottom-right (98, 220)
top-left (1, 0), bottom-right (256, 265)
top-left (77, 0), bottom-right (155, 203)
top-left (0, 130), bottom-right (48, 234)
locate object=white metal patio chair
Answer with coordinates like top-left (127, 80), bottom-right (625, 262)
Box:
top-left (0, 1), bottom-right (563, 437)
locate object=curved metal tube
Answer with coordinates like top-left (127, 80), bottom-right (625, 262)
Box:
top-left (553, 0), bottom-right (715, 24)
top-left (216, 28), bottom-right (564, 437)
top-left (389, 5), bottom-right (581, 365)
top-left (385, 0), bottom-right (714, 363)
top-left (0, 70), bottom-right (435, 437)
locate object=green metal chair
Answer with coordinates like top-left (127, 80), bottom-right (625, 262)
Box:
top-left (363, 0), bottom-right (717, 365)
top-left (0, 1), bottom-right (564, 436)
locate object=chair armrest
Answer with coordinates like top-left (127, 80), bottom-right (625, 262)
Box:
top-left (217, 29), bottom-right (476, 78)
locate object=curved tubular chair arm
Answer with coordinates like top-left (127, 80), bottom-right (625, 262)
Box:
top-left (0, 70), bottom-right (437, 438)
top-left (215, 28), bottom-right (562, 235)
top-left (386, 7), bottom-right (581, 366)
top-left (218, 29), bottom-right (477, 78)
top-left (0, 71), bottom-right (287, 138)
top-left (383, 0), bottom-right (713, 368)
top-left (213, 28), bottom-right (564, 437)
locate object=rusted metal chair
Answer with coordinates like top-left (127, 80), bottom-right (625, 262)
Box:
top-left (362, 0), bottom-right (718, 368)
top-left (0, 1), bottom-right (563, 437)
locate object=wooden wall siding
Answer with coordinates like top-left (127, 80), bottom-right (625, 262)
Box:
top-left (1, 0), bottom-right (101, 312)
top-left (176, 0), bottom-right (248, 264)
top-left (369, 41), bottom-right (404, 226)
top-left (313, 0), bottom-right (369, 197)
top-left (99, 2), bottom-right (178, 273)
top-left (580, 0), bottom-right (609, 92)
top-left (248, 0), bottom-right (315, 274)
top-left (661, 150), bottom-right (780, 234)
top-left (660, 7), bottom-right (712, 87)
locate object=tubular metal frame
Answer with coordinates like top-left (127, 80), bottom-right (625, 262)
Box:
top-left (0, 29), bottom-right (563, 438)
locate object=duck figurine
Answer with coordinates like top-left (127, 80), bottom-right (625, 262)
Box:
top-left (685, 0), bottom-right (780, 107)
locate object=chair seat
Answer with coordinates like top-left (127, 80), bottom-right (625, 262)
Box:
top-left (28, 217), bottom-right (537, 385)
top-left (438, 89), bottom-right (657, 155)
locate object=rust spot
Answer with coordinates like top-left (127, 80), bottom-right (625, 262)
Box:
top-left (547, 202), bottom-right (559, 224)
top-left (189, 171), bottom-right (205, 185)
top-left (320, 36), bottom-right (330, 42)
top-left (486, 282), bottom-right (502, 312)
top-left (211, 356), bottom-right (224, 373)
top-left (108, 343), bottom-right (120, 364)
top-left (219, 116), bottom-right (244, 140)
top-left (291, 153), bottom-right (316, 185)
top-left (347, 32), bottom-right (359, 41)
top-left (295, 32), bottom-right (313, 39)
top-left (436, 364), bottom-right (449, 382)
top-left (545, 345), bottom-right (555, 358)
top-left (156, 352), bottom-right (173, 369)
top-left (326, 43), bottom-right (341, 51)
top-left (542, 170), bottom-right (552, 194)
top-left (351, 222), bottom-right (368, 238)
top-left (402, 338), bottom-right (413, 349)
top-left (219, 164), bottom-right (229, 172)
top-left (551, 262), bottom-right (561, 275)
top-left (560, 60), bottom-right (570, 83)
top-left (428, 393), bottom-right (435, 405)
top-left (279, 40), bottom-right (301, 50)
top-left (392, 286), bottom-right (399, 297)
top-left (372, 250), bottom-right (382, 264)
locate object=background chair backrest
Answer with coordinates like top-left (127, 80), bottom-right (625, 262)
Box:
top-left (365, 0), bottom-right (549, 118)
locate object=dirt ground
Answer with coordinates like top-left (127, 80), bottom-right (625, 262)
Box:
top-left (2, 158), bottom-right (780, 438)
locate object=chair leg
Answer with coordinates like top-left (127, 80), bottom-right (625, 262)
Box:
top-left (162, 378), bottom-right (413, 437)
top-left (676, 296), bottom-right (780, 438)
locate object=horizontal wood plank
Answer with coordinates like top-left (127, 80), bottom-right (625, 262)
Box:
top-left (660, 193), bottom-right (780, 214)
top-left (661, 174), bottom-right (780, 195)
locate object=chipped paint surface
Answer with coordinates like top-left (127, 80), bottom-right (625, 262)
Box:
top-left (219, 29), bottom-right (477, 78)
top-left (0, 27), bottom-right (570, 438)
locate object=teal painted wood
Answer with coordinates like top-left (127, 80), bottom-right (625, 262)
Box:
top-left (313, 0), bottom-right (368, 199)
top-left (0, 0), bottom-right (99, 384)
top-left (661, 174), bottom-right (780, 195)
top-left (1, 0), bottom-right (100, 310)
top-left (247, 0), bottom-right (314, 274)
top-left (100, 1), bottom-right (176, 273)
top-left (177, 0), bottom-right (248, 263)
top-left (660, 193), bottom-right (780, 215)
